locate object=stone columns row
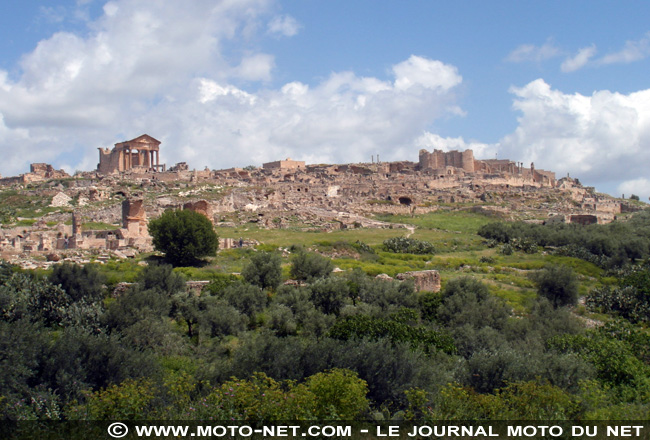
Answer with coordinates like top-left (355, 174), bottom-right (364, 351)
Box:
top-left (120, 148), bottom-right (160, 171)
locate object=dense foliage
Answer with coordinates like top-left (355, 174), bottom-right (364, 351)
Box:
top-left (383, 236), bottom-right (435, 254)
top-left (148, 209), bottom-right (219, 266)
top-left (478, 211), bottom-right (650, 267)
top-left (3, 209), bottom-right (650, 421)
top-left (530, 265), bottom-right (579, 308)
top-left (587, 262), bottom-right (650, 322)
top-left (242, 251), bottom-right (283, 290)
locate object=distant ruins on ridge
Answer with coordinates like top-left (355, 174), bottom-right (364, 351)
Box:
top-left (0, 132), bottom-right (642, 269)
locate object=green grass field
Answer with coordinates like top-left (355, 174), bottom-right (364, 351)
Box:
top-left (128, 209), bottom-right (612, 318)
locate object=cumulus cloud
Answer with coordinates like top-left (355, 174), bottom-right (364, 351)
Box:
top-left (143, 56), bottom-right (463, 168)
top-left (599, 32), bottom-right (650, 65)
top-left (618, 178), bottom-right (650, 201)
top-left (393, 56), bottom-right (462, 91)
top-left (233, 53), bottom-right (275, 82)
top-left (267, 14), bottom-right (301, 37)
top-left (506, 41), bottom-right (560, 63)
top-left (561, 45), bottom-right (596, 72)
top-left (0, 0), bottom-right (464, 176)
top-left (498, 79), bottom-right (650, 198)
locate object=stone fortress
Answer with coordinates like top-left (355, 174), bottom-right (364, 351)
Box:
top-left (0, 134), bottom-right (641, 268)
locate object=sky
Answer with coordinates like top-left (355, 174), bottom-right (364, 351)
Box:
top-left (0, 1), bottom-right (649, 201)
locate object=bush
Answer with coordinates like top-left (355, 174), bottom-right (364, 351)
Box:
top-left (328, 313), bottom-right (456, 355)
top-left (290, 251), bottom-right (333, 282)
top-left (49, 262), bottom-right (105, 302)
top-left (438, 277), bottom-right (510, 331)
top-left (383, 237), bottom-right (435, 255)
top-left (586, 264), bottom-right (650, 322)
top-left (530, 266), bottom-right (579, 308)
top-left (148, 210), bottom-right (218, 266)
top-left (222, 283), bottom-right (267, 318)
top-left (309, 277), bottom-right (349, 315)
top-left (242, 252), bottom-right (283, 290)
top-left (304, 369), bottom-right (369, 419)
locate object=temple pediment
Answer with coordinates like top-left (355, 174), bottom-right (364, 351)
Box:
top-left (127, 134), bottom-right (161, 146)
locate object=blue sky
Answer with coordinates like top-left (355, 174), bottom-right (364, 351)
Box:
top-left (0, 1), bottom-right (649, 200)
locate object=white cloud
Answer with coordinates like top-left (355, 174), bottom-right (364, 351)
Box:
top-left (561, 45), bottom-right (597, 72)
top-left (0, 0), bottom-right (279, 175)
top-left (393, 55), bottom-right (462, 92)
top-left (506, 41), bottom-right (560, 63)
top-left (233, 53), bottom-right (275, 82)
top-left (267, 14), bottom-right (301, 37)
top-left (142, 56), bottom-right (464, 168)
top-left (498, 79), bottom-right (650, 198)
top-left (0, 0), bottom-right (464, 177)
top-left (599, 32), bottom-right (650, 65)
top-left (618, 178), bottom-right (650, 202)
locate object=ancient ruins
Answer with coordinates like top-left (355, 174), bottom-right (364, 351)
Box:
top-left (0, 136), bottom-right (642, 268)
top-left (97, 134), bottom-right (166, 174)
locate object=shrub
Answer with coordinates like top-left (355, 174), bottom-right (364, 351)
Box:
top-left (586, 264), bottom-right (650, 322)
top-left (242, 252), bottom-right (283, 290)
top-left (304, 369), bottom-right (369, 419)
top-left (383, 237), bottom-right (435, 255)
top-left (530, 266), bottom-right (579, 308)
top-left (222, 283), bottom-right (267, 318)
top-left (49, 262), bottom-right (105, 302)
top-left (148, 210), bottom-right (218, 266)
top-left (328, 313), bottom-right (456, 355)
top-left (309, 277), bottom-right (349, 315)
top-left (290, 251), bottom-right (333, 282)
top-left (438, 277), bottom-right (510, 331)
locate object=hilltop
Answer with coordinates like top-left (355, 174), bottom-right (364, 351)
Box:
top-left (0, 135), bottom-right (645, 267)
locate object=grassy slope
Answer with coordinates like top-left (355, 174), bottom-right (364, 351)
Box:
top-left (103, 209), bottom-right (607, 317)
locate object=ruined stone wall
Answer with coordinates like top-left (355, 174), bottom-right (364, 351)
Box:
top-left (121, 198), bottom-right (148, 237)
top-left (263, 159), bottom-right (306, 170)
top-left (396, 270), bottom-right (441, 292)
top-left (97, 148), bottom-right (122, 174)
top-left (183, 200), bottom-right (213, 221)
top-left (418, 149), bottom-right (474, 172)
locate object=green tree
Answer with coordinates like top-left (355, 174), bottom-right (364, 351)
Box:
top-left (531, 265), bottom-right (579, 308)
top-left (290, 250), bottom-right (333, 282)
top-left (242, 252), bottom-right (283, 290)
top-left (148, 210), bottom-right (218, 266)
top-left (49, 262), bottom-right (105, 302)
top-left (222, 283), bottom-right (267, 319)
top-left (304, 368), bottom-right (369, 419)
top-left (309, 277), bottom-right (349, 315)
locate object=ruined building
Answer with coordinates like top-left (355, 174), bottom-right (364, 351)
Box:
top-left (418, 149), bottom-right (556, 186)
top-left (97, 134), bottom-right (166, 174)
top-left (418, 149), bottom-right (476, 173)
top-left (262, 158), bottom-right (306, 171)
top-left (0, 163), bottom-right (69, 185)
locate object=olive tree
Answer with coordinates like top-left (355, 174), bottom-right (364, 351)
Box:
top-left (148, 210), bottom-right (218, 266)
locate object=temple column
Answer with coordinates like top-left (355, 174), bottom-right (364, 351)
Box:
top-left (155, 150), bottom-right (159, 168)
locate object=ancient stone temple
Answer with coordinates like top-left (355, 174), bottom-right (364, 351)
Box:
top-left (97, 134), bottom-right (166, 174)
